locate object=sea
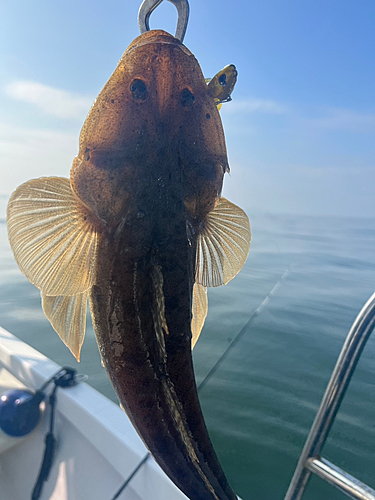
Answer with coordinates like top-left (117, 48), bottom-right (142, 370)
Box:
top-left (0, 193), bottom-right (374, 500)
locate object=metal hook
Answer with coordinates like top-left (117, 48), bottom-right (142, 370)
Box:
top-left (138, 0), bottom-right (190, 43)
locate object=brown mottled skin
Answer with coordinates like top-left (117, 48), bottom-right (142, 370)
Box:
top-left (70, 30), bottom-right (236, 500)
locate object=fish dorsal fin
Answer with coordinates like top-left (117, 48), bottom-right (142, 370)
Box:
top-left (42, 292), bottom-right (88, 361)
top-left (191, 283), bottom-right (208, 349)
top-left (195, 197), bottom-right (251, 287)
top-left (7, 177), bottom-right (98, 296)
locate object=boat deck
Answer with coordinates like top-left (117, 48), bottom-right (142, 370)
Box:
top-left (0, 326), bottom-right (188, 500)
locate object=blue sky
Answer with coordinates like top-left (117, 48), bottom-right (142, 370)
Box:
top-left (1, 0), bottom-right (374, 216)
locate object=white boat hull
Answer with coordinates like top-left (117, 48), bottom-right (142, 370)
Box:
top-left (0, 326), bottom-right (188, 500)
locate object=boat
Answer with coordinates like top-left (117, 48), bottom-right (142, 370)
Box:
top-left (0, 325), bottom-right (188, 500)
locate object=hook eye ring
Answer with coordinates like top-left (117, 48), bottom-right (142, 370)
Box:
top-left (138, 0), bottom-right (190, 43)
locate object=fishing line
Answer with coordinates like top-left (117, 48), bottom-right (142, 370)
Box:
top-left (110, 453), bottom-right (151, 500)
top-left (197, 267), bottom-right (291, 393)
top-left (109, 267), bottom-right (292, 499)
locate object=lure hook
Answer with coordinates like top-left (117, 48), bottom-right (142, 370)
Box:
top-left (138, 0), bottom-right (190, 43)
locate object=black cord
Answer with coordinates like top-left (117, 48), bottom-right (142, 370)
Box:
top-left (31, 368), bottom-right (78, 500)
top-left (31, 386), bottom-right (58, 500)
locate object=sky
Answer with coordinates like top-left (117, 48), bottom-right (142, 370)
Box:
top-left (1, 0), bottom-right (374, 217)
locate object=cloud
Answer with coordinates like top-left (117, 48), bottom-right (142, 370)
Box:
top-left (0, 122), bottom-right (78, 195)
top-left (5, 81), bottom-right (94, 119)
top-left (223, 98), bottom-right (287, 115)
top-left (304, 108), bottom-right (375, 132)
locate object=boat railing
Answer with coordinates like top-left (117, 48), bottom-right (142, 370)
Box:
top-left (284, 292), bottom-right (375, 500)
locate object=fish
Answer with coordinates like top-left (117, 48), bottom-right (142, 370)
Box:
top-left (7, 30), bottom-right (251, 500)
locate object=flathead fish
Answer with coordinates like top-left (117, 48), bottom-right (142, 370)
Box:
top-left (7, 30), bottom-right (250, 500)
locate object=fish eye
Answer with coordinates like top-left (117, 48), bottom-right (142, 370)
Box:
top-left (218, 74), bottom-right (227, 86)
top-left (130, 79), bottom-right (148, 100)
top-left (180, 88), bottom-right (195, 108)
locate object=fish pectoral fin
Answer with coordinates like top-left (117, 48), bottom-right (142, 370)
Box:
top-left (42, 291), bottom-right (88, 361)
top-left (191, 283), bottom-right (208, 349)
top-left (7, 177), bottom-right (98, 296)
top-left (196, 197), bottom-right (251, 287)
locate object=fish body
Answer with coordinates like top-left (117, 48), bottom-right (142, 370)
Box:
top-left (7, 30), bottom-right (250, 500)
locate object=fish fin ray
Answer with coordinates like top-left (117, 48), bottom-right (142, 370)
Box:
top-left (196, 197), bottom-right (251, 287)
top-left (191, 283), bottom-right (208, 349)
top-left (7, 177), bottom-right (98, 296)
top-left (42, 291), bottom-right (88, 361)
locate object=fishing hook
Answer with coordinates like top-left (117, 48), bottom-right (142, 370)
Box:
top-left (138, 0), bottom-right (190, 43)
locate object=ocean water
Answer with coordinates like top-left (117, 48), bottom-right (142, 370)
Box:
top-left (1, 193), bottom-right (374, 500)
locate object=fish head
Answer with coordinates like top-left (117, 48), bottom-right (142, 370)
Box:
top-left (70, 30), bottom-right (228, 227)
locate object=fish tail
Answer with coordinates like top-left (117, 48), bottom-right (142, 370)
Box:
top-left (149, 263), bottom-right (237, 500)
